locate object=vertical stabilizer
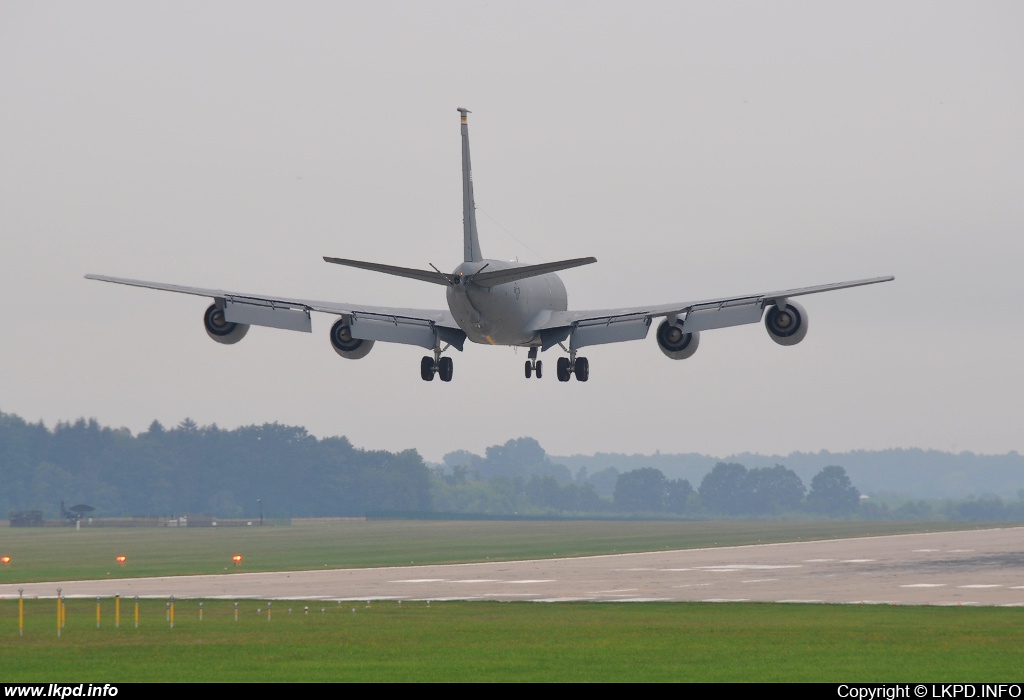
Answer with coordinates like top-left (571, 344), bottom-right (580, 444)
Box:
top-left (458, 107), bottom-right (483, 262)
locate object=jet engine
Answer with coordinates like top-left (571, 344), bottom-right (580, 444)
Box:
top-left (764, 300), bottom-right (808, 346)
top-left (656, 320), bottom-right (699, 360)
top-left (329, 318), bottom-right (374, 359)
top-left (204, 303), bottom-right (249, 345)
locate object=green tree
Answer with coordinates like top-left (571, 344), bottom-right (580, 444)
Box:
top-left (744, 465), bottom-right (805, 514)
top-left (478, 438), bottom-right (571, 483)
top-left (665, 478), bottom-right (694, 514)
top-left (614, 467), bottom-right (668, 512)
top-left (806, 465), bottom-right (860, 515)
top-left (698, 462), bottom-right (748, 515)
top-left (585, 467), bottom-right (620, 498)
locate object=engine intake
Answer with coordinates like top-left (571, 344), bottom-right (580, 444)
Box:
top-left (204, 303), bottom-right (249, 345)
top-left (330, 318), bottom-right (374, 359)
top-left (656, 320), bottom-right (699, 360)
top-left (764, 300), bottom-right (808, 346)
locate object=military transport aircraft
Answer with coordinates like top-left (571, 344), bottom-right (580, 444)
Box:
top-left (87, 108), bottom-right (893, 383)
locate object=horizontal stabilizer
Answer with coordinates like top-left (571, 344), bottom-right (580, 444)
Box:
top-left (323, 257), bottom-right (455, 286)
top-left (471, 257), bottom-right (597, 287)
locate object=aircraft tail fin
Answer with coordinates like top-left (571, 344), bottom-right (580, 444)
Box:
top-left (458, 108), bottom-right (484, 263)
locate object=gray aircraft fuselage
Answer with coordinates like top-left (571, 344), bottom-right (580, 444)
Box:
top-left (447, 260), bottom-right (568, 346)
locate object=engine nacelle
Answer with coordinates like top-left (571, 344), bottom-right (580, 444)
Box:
top-left (204, 303), bottom-right (249, 345)
top-left (764, 300), bottom-right (808, 346)
top-left (330, 318), bottom-right (374, 359)
top-left (656, 320), bottom-right (700, 360)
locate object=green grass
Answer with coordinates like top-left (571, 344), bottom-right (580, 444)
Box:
top-left (0, 519), bottom-right (1000, 583)
top-left (1, 520), bottom-right (1018, 681)
top-left (2, 598), bottom-right (1021, 682)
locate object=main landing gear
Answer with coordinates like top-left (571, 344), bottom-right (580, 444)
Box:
top-left (421, 354), bottom-right (454, 382)
top-left (556, 356), bottom-right (589, 382)
top-left (553, 343), bottom-right (588, 383)
top-left (523, 345), bottom-right (588, 382)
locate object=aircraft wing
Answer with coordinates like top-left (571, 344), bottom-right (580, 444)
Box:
top-left (85, 274), bottom-right (467, 350)
top-left (532, 276), bottom-right (894, 351)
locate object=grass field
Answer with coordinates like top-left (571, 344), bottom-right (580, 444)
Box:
top-left (0, 519), bottom-right (999, 583)
top-left (2, 598), bottom-right (1021, 682)
top-left (1, 520), bottom-right (1019, 681)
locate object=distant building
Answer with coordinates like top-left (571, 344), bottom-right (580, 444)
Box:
top-left (10, 511), bottom-right (44, 527)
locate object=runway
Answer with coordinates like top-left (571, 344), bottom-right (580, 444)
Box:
top-left (4, 527), bottom-right (1023, 606)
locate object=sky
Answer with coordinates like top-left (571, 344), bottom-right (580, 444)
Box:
top-left (1, 1), bottom-right (1022, 462)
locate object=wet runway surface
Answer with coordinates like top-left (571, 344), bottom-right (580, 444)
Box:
top-left (5, 527), bottom-right (1023, 606)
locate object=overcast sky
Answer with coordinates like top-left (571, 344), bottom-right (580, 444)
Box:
top-left (2, 1), bottom-right (1021, 462)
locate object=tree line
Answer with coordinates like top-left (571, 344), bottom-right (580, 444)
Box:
top-left (0, 412), bottom-right (430, 518)
top-left (2, 412), bottom-right (1020, 521)
top-left (436, 440), bottom-right (862, 517)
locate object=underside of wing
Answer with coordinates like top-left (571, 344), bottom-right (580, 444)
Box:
top-left (84, 274), bottom-right (466, 351)
top-left (532, 275), bottom-right (894, 351)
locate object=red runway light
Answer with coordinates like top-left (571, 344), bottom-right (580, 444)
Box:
top-left (0, 556), bottom-right (10, 565)
top-left (115, 555), bottom-right (127, 564)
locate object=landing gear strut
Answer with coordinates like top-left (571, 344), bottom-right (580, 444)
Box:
top-left (524, 347), bottom-right (543, 379)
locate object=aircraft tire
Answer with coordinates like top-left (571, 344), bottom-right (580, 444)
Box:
top-left (525, 361), bottom-right (532, 379)
top-left (556, 357), bottom-right (571, 382)
top-left (574, 356), bottom-right (589, 382)
top-left (535, 360), bottom-right (542, 379)
top-left (420, 356), bottom-right (435, 381)
top-left (438, 356), bottom-right (454, 382)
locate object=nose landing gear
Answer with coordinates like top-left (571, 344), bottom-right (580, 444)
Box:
top-left (524, 346), bottom-right (543, 379)
top-left (524, 360), bottom-right (543, 378)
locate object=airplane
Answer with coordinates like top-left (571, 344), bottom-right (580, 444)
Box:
top-left (86, 108), bottom-right (893, 383)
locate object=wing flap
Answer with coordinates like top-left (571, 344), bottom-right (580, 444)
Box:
top-left (681, 302), bottom-right (763, 332)
top-left (224, 299), bottom-right (312, 333)
top-left (348, 314), bottom-right (437, 349)
top-left (570, 314), bottom-right (652, 350)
